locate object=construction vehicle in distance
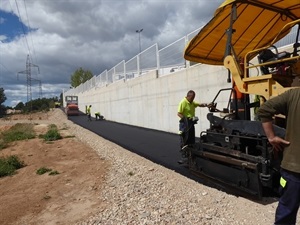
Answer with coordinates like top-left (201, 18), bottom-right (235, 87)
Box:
top-left (183, 0), bottom-right (300, 199)
top-left (54, 101), bottom-right (61, 108)
top-left (65, 96), bottom-right (79, 116)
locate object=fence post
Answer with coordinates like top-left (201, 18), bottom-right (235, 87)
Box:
top-left (123, 60), bottom-right (126, 81)
top-left (156, 43), bottom-right (160, 77)
top-left (185, 35), bottom-right (190, 68)
top-left (113, 67), bottom-right (116, 83)
top-left (93, 76), bottom-right (96, 88)
top-left (137, 54), bottom-right (140, 76)
top-left (105, 70), bottom-right (108, 85)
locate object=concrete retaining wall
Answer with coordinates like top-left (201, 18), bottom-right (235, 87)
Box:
top-left (72, 63), bottom-right (230, 136)
top-left (66, 45), bottom-right (296, 136)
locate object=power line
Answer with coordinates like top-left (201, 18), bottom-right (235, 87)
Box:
top-left (8, 0), bottom-right (14, 12)
top-left (0, 62), bottom-right (16, 85)
top-left (15, 0), bottom-right (31, 56)
top-left (23, 0), bottom-right (37, 65)
top-left (0, 62), bottom-right (14, 74)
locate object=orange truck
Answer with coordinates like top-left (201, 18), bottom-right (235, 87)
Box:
top-left (65, 96), bottom-right (79, 116)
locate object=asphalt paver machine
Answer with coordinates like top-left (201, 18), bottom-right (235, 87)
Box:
top-left (184, 0), bottom-right (300, 199)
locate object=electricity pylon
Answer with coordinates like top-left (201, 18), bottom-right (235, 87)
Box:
top-left (18, 54), bottom-right (40, 110)
top-left (31, 77), bottom-right (42, 99)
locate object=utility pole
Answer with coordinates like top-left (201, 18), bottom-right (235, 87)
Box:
top-left (18, 54), bottom-right (40, 111)
top-left (136, 29), bottom-right (143, 53)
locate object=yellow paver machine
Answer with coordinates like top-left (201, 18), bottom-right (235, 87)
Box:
top-left (183, 0), bottom-right (300, 199)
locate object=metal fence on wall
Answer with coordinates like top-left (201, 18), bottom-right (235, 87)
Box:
top-left (66, 26), bottom-right (298, 96)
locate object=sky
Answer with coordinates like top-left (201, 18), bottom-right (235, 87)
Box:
top-left (0, 0), bottom-right (223, 107)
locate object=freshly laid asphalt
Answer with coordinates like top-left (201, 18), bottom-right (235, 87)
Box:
top-left (68, 113), bottom-right (277, 200)
top-left (68, 113), bottom-right (206, 183)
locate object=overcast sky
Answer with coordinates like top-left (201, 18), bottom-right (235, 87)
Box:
top-left (0, 0), bottom-right (223, 107)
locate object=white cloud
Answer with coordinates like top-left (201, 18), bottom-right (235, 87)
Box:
top-left (0, 17), bottom-right (5, 24)
top-left (0, 0), bottom-right (222, 106)
top-left (0, 35), bottom-right (7, 41)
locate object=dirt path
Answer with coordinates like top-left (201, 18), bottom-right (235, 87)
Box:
top-left (0, 112), bottom-right (109, 225)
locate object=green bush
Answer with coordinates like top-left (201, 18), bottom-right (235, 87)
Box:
top-left (6, 155), bottom-right (24, 169)
top-left (49, 170), bottom-right (59, 175)
top-left (0, 161), bottom-right (15, 177)
top-left (39, 124), bottom-right (62, 141)
top-left (43, 129), bottom-right (62, 141)
top-left (0, 124), bottom-right (35, 150)
top-left (36, 167), bottom-right (52, 175)
top-left (0, 155), bottom-right (25, 177)
top-left (1, 123), bottom-right (35, 143)
top-left (0, 139), bottom-right (8, 150)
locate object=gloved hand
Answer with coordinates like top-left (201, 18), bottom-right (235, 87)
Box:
top-left (192, 116), bottom-right (199, 122)
top-left (206, 102), bottom-right (214, 108)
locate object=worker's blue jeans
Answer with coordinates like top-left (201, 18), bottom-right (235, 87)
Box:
top-left (275, 169), bottom-right (300, 225)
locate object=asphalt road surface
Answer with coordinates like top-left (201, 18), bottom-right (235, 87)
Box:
top-left (68, 113), bottom-right (277, 200)
top-left (68, 114), bottom-right (205, 182)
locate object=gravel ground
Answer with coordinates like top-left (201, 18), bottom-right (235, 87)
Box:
top-left (3, 109), bottom-right (299, 225)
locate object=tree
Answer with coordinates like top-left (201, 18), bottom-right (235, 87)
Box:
top-left (59, 93), bottom-right (63, 104)
top-left (0, 87), bottom-right (6, 105)
top-left (21, 97), bottom-right (58, 113)
top-left (0, 88), bottom-right (6, 117)
top-left (15, 102), bottom-right (25, 110)
top-left (70, 67), bottom-right (94, 88)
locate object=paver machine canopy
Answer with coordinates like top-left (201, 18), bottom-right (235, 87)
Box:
top-left (185, 0), bottom-right (300, 99)
top-left (184, 0), bottom-right (300, 65)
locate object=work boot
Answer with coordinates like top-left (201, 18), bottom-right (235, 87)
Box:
top-left (181, 145), bottom-right (189, 150)
top-left (177, 158), bottom-right (189, 168)
top-left (180, 145), bottom-right (190, 158)
top-left (177, 159), bottom-right (187, 164)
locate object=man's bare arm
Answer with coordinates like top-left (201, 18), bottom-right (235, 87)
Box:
top-left (177, 112), bottom-right (184, 119)
top-left (262, 121), bottom-right (290, 152)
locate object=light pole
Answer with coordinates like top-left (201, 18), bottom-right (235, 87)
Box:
top-left (136, 28), bottom-right (143, 53)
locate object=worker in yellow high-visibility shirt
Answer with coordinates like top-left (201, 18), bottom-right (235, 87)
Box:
top-left (87, 105), bottom-right (92, 121)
